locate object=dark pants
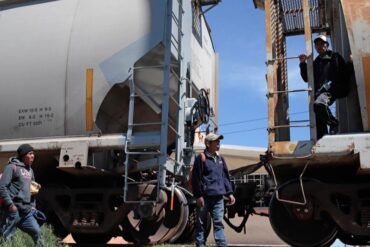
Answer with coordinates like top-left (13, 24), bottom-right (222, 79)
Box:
top-left (314, 92), bottom-right (339, 139)
top-left (0, 209), bottom-right (45, 246)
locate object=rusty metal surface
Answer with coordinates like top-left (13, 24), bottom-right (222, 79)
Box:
top-left (279, 0), bottom-right (327, 35)
top-left (340, 0), bottom-right (370, 131)
top-left (265, 0), bottom-right (276, 148)
top-left (265, 0), bottom-right (290, 149)
top-left (275, 3), bottom-right (290, 142)
top-left (266, 0), bottom-right (370, 155)
top-left (270, 140), bottom-right (312, 155)
top-left (268, 133), bottom-right (368, 169)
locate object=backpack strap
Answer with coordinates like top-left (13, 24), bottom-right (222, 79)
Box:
top-left (200, 152), bottom-right (206, 175)
top-left (201, 152), bottom-right (206, 162)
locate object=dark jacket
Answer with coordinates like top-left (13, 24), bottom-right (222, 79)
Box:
top-left (300, 50), bottom-right (350, 99)
top-left (0, 157), bottom-right (35, 214)
top-left (191, 151), bottom-right (233, 199)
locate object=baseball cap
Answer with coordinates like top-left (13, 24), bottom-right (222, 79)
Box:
top-left (205, 133), bottom-right (224, 142)
top-left (314, 34), bottom-right (329, 44)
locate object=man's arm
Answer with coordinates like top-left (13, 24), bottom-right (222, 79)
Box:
top-left (31, 169), bottom-right (36, 208)
top-left (192, 154), bottom-right (205, 207)
top-left (191, 154), bottom-right (203, 199)
top-left (221, 157), bottom-right (235, 205)
top-left (0, 164), bottom-right (16, 210)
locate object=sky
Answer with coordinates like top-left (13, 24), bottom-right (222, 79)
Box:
top-left (203, 0), bottom-right (312, 148)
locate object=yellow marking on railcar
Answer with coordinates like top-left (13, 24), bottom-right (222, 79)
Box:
top-left (363, 57), bottom-right (370, 129)
top-left (86, 68), bottom-right (93, 131)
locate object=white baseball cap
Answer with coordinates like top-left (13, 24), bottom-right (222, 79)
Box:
top-left (314, 34), bottom-right (329, 44)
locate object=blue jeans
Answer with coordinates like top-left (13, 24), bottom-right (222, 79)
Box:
top-left (1, 209), bottom-right (44, 246)
top-left (195, 195), bottom-right (226, 247)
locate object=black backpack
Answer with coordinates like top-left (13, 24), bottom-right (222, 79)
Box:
top-left (330, 52), bottom-right (352, 99)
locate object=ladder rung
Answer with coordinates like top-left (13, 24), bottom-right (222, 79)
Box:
top-left (131, 92), bottom-right (164, 98)
top-left (290, 120), bottom-right (309, 123)
top-left (129, 122), bottom-right (162, 127)
top-left (270, 124), bottom-right (311, 130)
top-left (172, 12), bottom-right (180, 26)
top-left (170, 68), bottom-right (182, 83)
top-left (268, 88), bottom-right (312, 95)
top-left (267, 56), bottom-right (300, 63)
top-left (125, 150), bottom-right (160, 155)
top-left (133, 65), bottom-right (164, 70)
top-left (169, 95), bottom-right (180, 108)
top-left (171, 33), bottom-right (180, 45)
top-left (171, 41), bottom-right (183, 59)
top-left (168, 124), bottom-right (180, 137)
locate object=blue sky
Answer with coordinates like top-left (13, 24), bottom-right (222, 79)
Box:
top-left (204, 0), bottom-right (312, 148)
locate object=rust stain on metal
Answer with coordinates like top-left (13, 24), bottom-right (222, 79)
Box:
top-left (364, 56), bottom-right (370, 128)
top-left (341, 0), bottom-right (370, 50)
top-left (347, 142), bottom-right (355, 152)
top-left (340, 0), bottom-right (370, 57)
top-left (287, 142), bottom-right (297, 153)
top-left (341, 0), bottom-right (370, 129)
top-left (265, 0), bottom-right (276, 149)
top-left (271, 141), bottom-right (295, 154)
top-left (342, 0), bottom-right (370, 24)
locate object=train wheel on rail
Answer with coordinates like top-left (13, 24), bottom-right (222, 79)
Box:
top-left (121, 185), bottom-right (189, 245)
top-left (269, 179), bottom-right (338, 247)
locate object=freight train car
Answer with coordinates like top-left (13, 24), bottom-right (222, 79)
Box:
top-left (0, 0), bottom-right (221, 244)
top-left (252, 0), bottom-right (370, 246)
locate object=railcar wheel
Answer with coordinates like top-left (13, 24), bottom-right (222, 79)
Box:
top-left (269, 180), bottom-right (337, 247)
top-left (122, 186), bottom-right (189, 245)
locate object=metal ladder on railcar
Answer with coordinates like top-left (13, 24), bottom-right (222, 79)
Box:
top-left (265, 0), bottom-right (330, 148)
top-left (123, 0), bottom-right (186, 203)
top-left (264, 0), bottom-right (333, 205)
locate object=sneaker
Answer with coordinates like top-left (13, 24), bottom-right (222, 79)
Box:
top-left (329, 124), bottom-right (338, 135)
